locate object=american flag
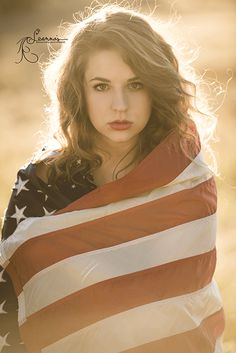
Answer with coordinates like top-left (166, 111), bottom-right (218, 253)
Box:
top-left (0, 129), bottom-right (225, 353)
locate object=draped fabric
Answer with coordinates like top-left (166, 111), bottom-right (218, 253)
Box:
top-left (0, 162), bottom-right (96, 352)
top-left (0, 129), bottom-right (225, 353)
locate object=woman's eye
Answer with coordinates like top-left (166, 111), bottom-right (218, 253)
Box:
top-left (93, 83), bottom-right (108, 91)
top-left (129, 82), bottom-right (143, 90)
top-left (93, 82), bottom-right (143, 92)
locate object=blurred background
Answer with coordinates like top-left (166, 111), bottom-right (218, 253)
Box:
top-left (0, 0), bottom-right (235, 351)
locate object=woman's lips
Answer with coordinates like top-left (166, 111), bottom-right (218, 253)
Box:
top-left (108, 120), bottom-right (133, 130)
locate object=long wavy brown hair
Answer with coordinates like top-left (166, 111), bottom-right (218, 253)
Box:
top-left (34, 3), bottom-right (216, 185)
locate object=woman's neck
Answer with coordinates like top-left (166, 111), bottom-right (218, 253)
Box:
top-left (95, 135), bottom-right (138, 162)
top-left (92, 136), bottom-right (139, 186)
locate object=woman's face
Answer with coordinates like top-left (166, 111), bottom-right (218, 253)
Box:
top-left (84, 49), bottom-right (152, 148)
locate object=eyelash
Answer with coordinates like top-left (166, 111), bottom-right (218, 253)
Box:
top-left (93, 82), bottom-right (144, 92)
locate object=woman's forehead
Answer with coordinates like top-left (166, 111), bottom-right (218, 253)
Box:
top-left (84, 49), bottom-right (136, 81)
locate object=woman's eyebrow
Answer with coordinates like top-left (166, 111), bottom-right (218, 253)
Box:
top-left (89, 76), bottom-right (140, 82)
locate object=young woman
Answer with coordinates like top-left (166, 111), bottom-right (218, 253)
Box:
top-left (0, 4), bottom-right (224, 353)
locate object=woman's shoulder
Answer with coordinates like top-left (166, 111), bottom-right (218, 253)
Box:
top-left (1, 161), bottom-right (53, 240)
top-left (12, 159), bottom-right (51, 192)
top-left (15, 159), bottom-right (46, 180)
top-left (28, 148), bottom-right (61, 183)
top-left (1, 158), bottom-right (96, 240)
top-left (1, 158), bottom-right (60, 240)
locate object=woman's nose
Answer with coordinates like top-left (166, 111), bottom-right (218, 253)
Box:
top-left (111, 89), bottom-right (128, 112)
